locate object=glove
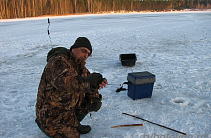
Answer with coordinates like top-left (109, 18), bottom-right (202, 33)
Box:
top-left (89, 94), bottom-right (103, 112)
top-left (85, 73), bottom-right (103, 91)
top-left (98, 94), bottom-right (102, 102)
top-left (82, 94), bottom-right (103, 112)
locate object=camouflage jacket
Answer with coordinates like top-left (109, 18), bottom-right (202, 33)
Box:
top-left (35, 47), bottom-right (99, 131)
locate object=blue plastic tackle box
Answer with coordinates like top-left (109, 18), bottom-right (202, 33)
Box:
top-left (127, 71), bottom-right (156, 100)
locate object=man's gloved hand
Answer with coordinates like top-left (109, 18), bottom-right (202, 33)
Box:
top-left (89, 94), bottom-right (103, 112)
top-left (85, 73), bottom-right (104, 91)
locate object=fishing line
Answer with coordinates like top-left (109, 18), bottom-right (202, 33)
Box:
top-left (47, 18), bottom-right (52, 47)
top-left (107, 84), bottom-right (121, 86)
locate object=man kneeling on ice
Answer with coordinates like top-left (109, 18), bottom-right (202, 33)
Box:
top-left (35, 37), bottom-right (108, 138)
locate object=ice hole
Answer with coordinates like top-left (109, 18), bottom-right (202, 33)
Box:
top-left (173, 99), bottom-right (185, 104)
top-left (170, 97), bottom-right (190, 106)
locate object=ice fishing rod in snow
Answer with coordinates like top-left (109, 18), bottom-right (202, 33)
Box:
top-left (122, 112), bottom-right (186, 135)
top-left (111, 123), bottom-right (143, 128)
top-left (47, 18), bottom-right (52, 47)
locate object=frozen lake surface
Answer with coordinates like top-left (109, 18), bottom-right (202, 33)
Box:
top-left (0, 11), bottom-right (211, 138)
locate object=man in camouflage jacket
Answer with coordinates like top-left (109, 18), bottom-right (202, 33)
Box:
top-left (35, 37), bottom-right (107, 138)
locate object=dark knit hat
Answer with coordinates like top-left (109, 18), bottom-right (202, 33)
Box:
top-left (70, 37), bottom-right (92, 54)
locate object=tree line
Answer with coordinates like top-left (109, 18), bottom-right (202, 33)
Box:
top-left (1, 0), bottom-right (211, 19)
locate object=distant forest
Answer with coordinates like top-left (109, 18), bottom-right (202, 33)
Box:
top-left (1, 0), bottom-right (211, 19)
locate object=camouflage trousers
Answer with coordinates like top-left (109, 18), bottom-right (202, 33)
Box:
top-left (36, 109), bottom-right (80, 138)
top-left (36, 97), bottom-right (102, 138)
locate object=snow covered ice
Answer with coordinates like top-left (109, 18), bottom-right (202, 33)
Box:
top-left (0, 11), bottom-right (211, 138)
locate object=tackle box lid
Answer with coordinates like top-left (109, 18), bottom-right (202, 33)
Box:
top-left (127, 71), bottom-right (156, 85)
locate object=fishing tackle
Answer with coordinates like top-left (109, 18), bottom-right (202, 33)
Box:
top-left (116, 82), bottom-right (129, 92)
top-left (123, 112), bottom-right (186, 135)
top-left (111, 123), bottom-right (143, 128)
top-left (47, 18), bottom-right (52, 47)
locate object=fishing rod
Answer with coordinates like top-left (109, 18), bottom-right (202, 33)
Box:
top-left (106, 84), bottom-right (121, 86)
top-left (123, 112), bottom-right (186, 135)
top-left (47, 18), bottom-right (52, 47)
top-left (111, 123), bottom-right (143, 128)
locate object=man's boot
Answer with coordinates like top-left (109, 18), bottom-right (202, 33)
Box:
top-left (76, 113), bottom-right (91, 134)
